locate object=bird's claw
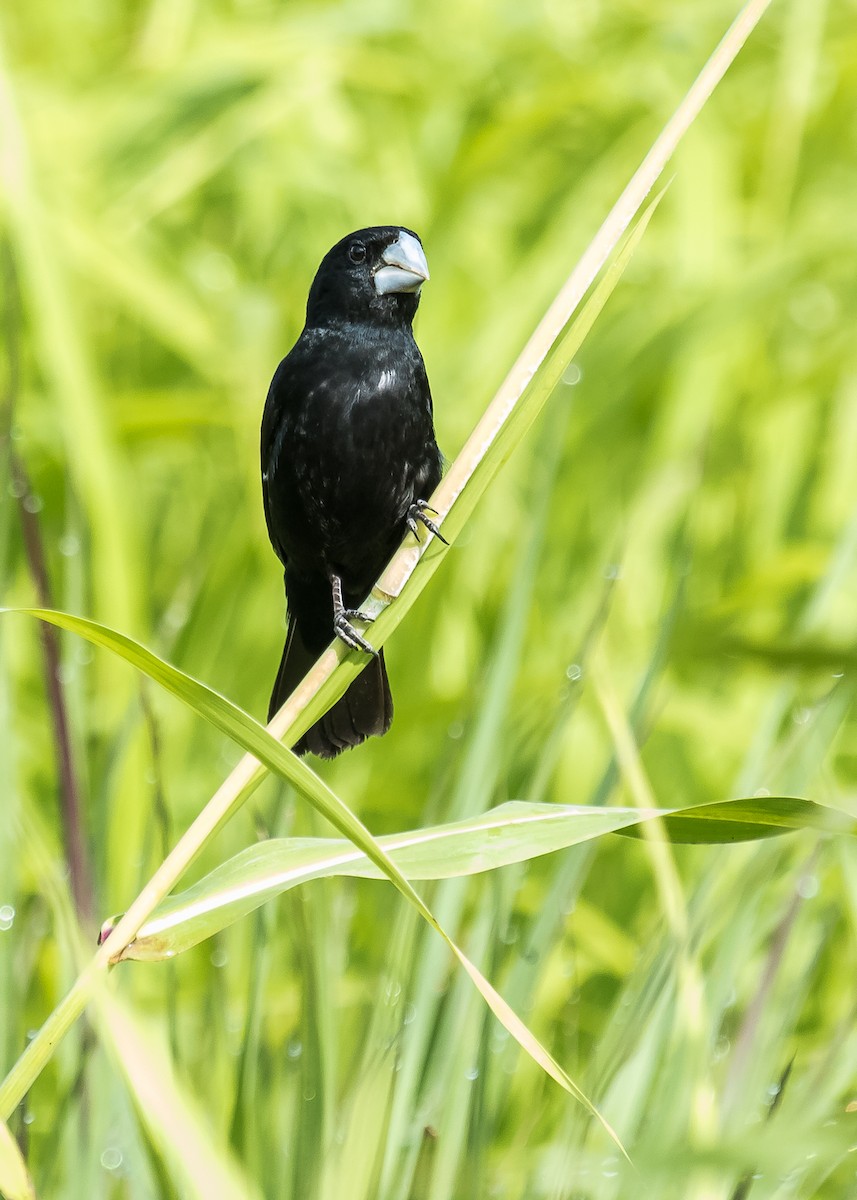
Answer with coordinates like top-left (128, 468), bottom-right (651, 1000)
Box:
top-left (343, 606), bottom-right (375, 623)
top-left (334, 611), bottom-right (377, 656)
top-left (407, 499), bottom-right (448, 545)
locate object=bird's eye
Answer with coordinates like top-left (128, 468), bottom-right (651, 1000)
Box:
top-left (348, 241), bottom-right (366, 264)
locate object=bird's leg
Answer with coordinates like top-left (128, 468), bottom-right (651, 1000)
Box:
top-left (330, 573), bottom-right (377, 656)
top-left (406, 498), bottom-right (448, 545)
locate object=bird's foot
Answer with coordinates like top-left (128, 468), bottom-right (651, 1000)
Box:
top-left (334, 610), bottom-right (377, 656)
top-left (407, 499), bottom-right (448, 545)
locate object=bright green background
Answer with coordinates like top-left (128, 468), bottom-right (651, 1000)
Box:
top-left (3, 1), bottom-right (857, 1197)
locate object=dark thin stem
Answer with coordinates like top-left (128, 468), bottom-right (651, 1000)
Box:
top-left (730, 1059), bottom-right (793, 1200)
top-left (724, 848), bottom-right (819, 1200)
top-left (3, 244), bottom-right (94, 925)
top-left (11, 453), bottom-right (94, 924)
top-left (723, 845), bottom-right (819, 1113)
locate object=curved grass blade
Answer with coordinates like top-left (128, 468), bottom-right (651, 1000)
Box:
top-left (113, 796), bottom-right (854, 961)
top-left (613, 796), bottom-right (855, 843)
top-left (0, 608), bottom-right (627, 1157)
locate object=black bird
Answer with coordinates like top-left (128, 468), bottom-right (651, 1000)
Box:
top-left (261, 226), bottom-right (444, 757)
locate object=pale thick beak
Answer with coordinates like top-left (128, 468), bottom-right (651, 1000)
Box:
top-left (373, 231), bottom-right (429, 295)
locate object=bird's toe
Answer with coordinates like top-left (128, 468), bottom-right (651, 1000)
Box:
top-left (334, 613), bottom-right (378, 656)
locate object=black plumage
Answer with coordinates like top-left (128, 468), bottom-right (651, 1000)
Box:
top-left (261, 226), bottom-right (444, 757)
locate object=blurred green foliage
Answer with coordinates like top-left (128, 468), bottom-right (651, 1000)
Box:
top-left (3, 0), bottom-right (857, 1196)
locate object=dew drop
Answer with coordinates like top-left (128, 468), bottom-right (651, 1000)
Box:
top-left (798, 874), bottom-right (819, 900)
top-left (601, 1155), bottom-right (619, 1179)
top-left (164, 599), bottom-right (190, 632)
top-left (100, 1147), bottom-right (123, 1171)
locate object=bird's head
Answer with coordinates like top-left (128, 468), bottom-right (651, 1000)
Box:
top-left (305, 226), bottom-right (429, 329)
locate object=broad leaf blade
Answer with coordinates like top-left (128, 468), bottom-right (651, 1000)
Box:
top-left (115, 797), bottom-right (854, 961)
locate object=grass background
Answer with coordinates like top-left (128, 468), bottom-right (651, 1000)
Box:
top-left (3, 0), bottom-right (857, 1196)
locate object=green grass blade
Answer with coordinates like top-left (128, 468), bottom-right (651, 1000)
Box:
top-left (113, 797), bottom-right (854, 961)
top-left (613, 796), bottom-right (855, 842)
top-left (97, 993), bottom-right (264, 1200)
top-left (0, 38), bottom-right (138, 633)
top-left (0, 608), bottom-right (627, 1155)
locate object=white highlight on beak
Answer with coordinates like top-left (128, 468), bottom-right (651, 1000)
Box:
top-left (373, 231), bottom-right (429, 296)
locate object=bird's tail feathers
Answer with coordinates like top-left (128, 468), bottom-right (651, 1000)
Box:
top-left (268, 617), bottom-right (393, 758)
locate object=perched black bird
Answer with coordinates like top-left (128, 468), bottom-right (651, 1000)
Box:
top-left (261, 226), bottom-right (444, 757)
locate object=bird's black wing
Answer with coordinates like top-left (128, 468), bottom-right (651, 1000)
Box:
top-left (260, 358), bottom-right (293, 568)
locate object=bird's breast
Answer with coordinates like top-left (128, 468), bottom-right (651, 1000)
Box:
top-left (264, 324), bottom-right (439, 591)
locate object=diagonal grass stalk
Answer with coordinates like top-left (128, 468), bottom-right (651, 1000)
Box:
top-left (0, 0), bottom-right (775, 1146)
